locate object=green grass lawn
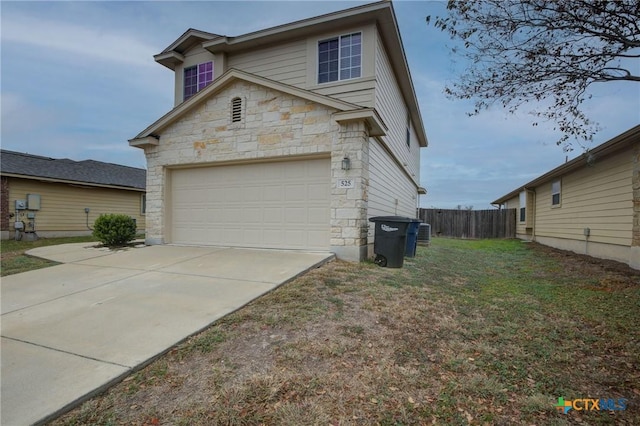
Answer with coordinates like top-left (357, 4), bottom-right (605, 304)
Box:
top-left (48, 238), bottom-right (640, 425)
top-left (0, 235), bottom-right (98, 276)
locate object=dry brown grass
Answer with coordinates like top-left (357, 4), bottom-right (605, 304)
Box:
top-left (52, 239), bottom-right (640, 425)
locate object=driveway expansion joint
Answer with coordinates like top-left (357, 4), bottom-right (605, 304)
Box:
top-left (1, 336), bottom-right (131, 368)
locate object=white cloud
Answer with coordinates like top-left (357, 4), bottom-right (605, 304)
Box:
top-left (2, 14), bottom-right (157, 68)
top-left (1, 93), bottom-right (61, 139)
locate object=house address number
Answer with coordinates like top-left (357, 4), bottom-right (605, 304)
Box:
top-left (337, 178), bottom-right (354, 189)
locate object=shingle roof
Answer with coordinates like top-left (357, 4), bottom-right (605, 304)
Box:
top-left (0, 150), bottom-right (146, 191)
top-left (491, 124), bottom-right (640, 205)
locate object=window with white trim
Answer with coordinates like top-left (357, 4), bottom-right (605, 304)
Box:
top-left (184, 61), bottom-right (213, 101)
top-left (551, 179), bottom-right (561, 206)
top-left (318, 32), bottom-right (361, 84)
top-left (141, 194), bottom-right (146, 215)
top-left (519, 191), bottom-right (526, 222)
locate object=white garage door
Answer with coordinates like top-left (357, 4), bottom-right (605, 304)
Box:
top-left (170, 158), bottom-right (330, 250)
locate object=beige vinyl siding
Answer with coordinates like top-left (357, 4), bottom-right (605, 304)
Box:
top-left (8, 178), bottom-right (145, 233)
top-left (373, 30), bottom-right (420, 184)
top-left (311, 78), bottom-right (375, 107)
top-left (227, 39), bottom-right (307, 87)
top-left (368, 137), bottom-right (417, 225)
top-left (534, 150), bottom-right (633, 246)
top-left (504, 196), bottom-right (529, 238)
top-left (305, 24), bottom-right (376, 107)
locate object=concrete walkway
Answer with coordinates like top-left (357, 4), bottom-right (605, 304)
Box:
top-left (1, 243), bottom-right (333, 425)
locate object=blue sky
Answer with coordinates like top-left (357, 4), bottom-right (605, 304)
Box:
top-left (2, 0), bottom-right (639, 209)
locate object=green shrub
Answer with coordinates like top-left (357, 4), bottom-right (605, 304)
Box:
top-left (93, 214), bottom-right (137, 246)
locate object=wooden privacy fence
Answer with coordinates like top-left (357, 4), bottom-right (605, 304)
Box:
top-left (418, 208), bottom-right (516, 239)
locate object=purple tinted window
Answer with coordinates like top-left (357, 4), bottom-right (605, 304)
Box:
top-left (198, 62), bottom-right (213, 90)
top-left (184, 61), bottom-right (214, 101)
top-left (183, 66), bottom-right (198, 100)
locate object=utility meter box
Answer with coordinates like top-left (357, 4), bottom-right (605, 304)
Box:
top-left (27, 194), bottom-right (41, 210)
top-left (14, 221), bottom-right (24, 230)
top-left (15, 200), bottom-right (26, 210)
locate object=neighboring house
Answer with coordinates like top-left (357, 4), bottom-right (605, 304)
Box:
top-left (129, 1), bottom-right (428, 261)
top-left (492, 124), bottom-right (640, 269)
top-left (0, 150), bottom-right (146, 240)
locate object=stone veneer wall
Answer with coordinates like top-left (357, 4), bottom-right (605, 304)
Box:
top-left (142, 80), bottom-right (370, 260)
top-left (330, 121), bottom-right (370, 261)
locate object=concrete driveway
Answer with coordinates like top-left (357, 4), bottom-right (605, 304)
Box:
top-left (1, 243), bottom-right (333, 425)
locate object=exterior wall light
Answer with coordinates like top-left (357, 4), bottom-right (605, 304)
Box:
top-left (342, 157), bottom-right (351, 170)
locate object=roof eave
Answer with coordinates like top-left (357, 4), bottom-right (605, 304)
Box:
top-left (160, 28), bottom-right (221, 54)
top-left (153, 51), bottom-right (185, 70)
top-left (202, 1), bottom-right (390, 53)
top-left (333, 108), bottom-right (387, 137)
top-left (1, 172), bottom-right (145, 192)
top-left (130, 69), bottom-right (363, 141)
top-left (491, 124), bottom-right (640, 204)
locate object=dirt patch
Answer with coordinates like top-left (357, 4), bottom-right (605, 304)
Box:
top-left (529, 241), bottom-right (640, 289)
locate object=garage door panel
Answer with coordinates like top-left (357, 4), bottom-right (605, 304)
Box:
top-left (263, 230), bottom-right (282, 245)
top-left (308, 230), bottom-right (328, 247)
top-left (243, 186), bottom-right (262, 200)
top-left (241, 209), bottom-right (262, 222)
top-left (308, 207), bottom-right (328, 223)
top-left (285, 185), bottom-right (306, 201)
top-left (190, 209), bottom-right (208, 223)
top-left (171, 159), bottom-right (330, 250)
top-left (263, 187), bottom-right (283, 201)
top-left (308, 183), bottom-right (330, 198)
top-left (244, 229), bottom-right (261, 243)
top-left (284, 230), bottom-right (304, 246)
top-left (284, 163), bottom-right (305, 178)
top-left (285, 208), bottom-right (306, 223)
top-left (263, 207), bottom-right (283, 223)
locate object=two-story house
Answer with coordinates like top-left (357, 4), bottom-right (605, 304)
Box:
top-left (129, 0), bottom-right (428, 261)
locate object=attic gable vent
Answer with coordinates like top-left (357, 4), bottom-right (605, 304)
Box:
top-left (231, 97), bottom-right (242, 123)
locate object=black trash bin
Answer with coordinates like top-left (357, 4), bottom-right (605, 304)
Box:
top-left (405, 219), bottom-right (422, 258)
top-left (369, 216), bottom-right (413, 268)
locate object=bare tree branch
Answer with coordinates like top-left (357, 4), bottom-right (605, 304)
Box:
top-left (427, 0), bottom-right (640, 150)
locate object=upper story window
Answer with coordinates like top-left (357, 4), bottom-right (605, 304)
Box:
top-left (318, 32), bottom-right (361, 84)
top-left (551, 179), bottom-right (561, 206)
top-left (184, 61), bottom-right (213, 101)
